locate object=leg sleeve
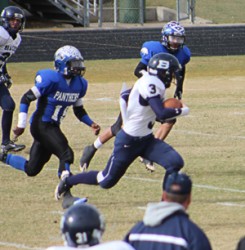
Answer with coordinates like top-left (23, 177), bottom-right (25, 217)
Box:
top-left (111, 113), bottom-right (123, 136)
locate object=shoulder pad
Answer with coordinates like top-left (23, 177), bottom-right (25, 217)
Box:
top-left (0, 27), bottom-right (10, 45)
top-left (36, 69), bottom-right (60, 81)
top-left (182, 45), bottom-right (191, 57)
top-left (35, 69), bottom-right (60, 85)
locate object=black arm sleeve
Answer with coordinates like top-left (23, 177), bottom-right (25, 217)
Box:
top-left (73, 105), bottom-right (88, 120)
top-left (20, 89), bottom-right (37, 105)
top-left (134, 61), bottom-right (147, 78)
top-left (148, 96), bottom-right (182, 122)
top-left (1, 64), bottom-right (7, 75)
top-left (176, 66), bottom-right (186, 91)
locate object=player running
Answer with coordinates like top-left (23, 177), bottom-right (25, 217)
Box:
top-left (80, 21), bottom-right (191, 172)
top-left (0, 45), bottom-right (100, 201)
top-left (55, 52), bottom-right (189, 203)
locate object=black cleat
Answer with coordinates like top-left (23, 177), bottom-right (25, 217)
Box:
top-left (80, 145), bottom-right (97, 172)
top-left (55, 171), bottom-right (72, 201)
top-left (62, 190), bottom-right (87, 209)
top-left (1, 141), bottom-right (25, 153)
top-left (0, 150), bottom-right (7, 162)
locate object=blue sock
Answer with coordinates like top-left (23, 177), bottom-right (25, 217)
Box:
top-left (58, 163), bottom-right (71, 178)
top-left (68, 171), bottom-right (99, 186)
top-left (6, 154), bottom-right (27, 172)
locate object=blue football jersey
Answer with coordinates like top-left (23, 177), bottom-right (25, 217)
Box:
top-left (31, 69), bottom-right (88, 124)
top-left (140, 41), bottom-right (191, 67)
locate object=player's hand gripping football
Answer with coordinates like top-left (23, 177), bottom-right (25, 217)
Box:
top-left (91, 123), bottom-right (100, 136)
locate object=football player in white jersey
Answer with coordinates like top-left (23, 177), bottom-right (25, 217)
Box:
top-left (80, 21), bottom-right (191, 173)
top-left (0, 6), bottom-right (25, 152)
top-left (55, 52), bottom-right (189, 202)
top-left (46, 202), bottom-right (135, 250)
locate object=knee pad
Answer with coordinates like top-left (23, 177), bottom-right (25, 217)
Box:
top-left (25, 163), bottom-right (42, 177)
top-left (1, 95), bottom-right (15, 111)
top-left (26, 170), bottom-right (40, 177)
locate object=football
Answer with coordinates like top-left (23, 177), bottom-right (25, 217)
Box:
top-left (163, 98), bottom-right (182, 108)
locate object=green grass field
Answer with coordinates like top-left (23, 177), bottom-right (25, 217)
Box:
top-left (0, 56), bottom-right (245, 250)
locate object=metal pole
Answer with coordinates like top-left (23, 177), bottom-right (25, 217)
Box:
top-left (190, 0), bottom-right (195, 23)
top-left (86, 0), bottom-right (90, 27)
top-left (187, 0), bottom-right (190, 17)
top-left (98, 0), bottom-right (103, 27)
top-left (93, 0), bottom-right (97, 15)
top-left (139, 0), bottom-right (144, 25)
top-left (176, 0), bottom-right (180, 22)
top-left (114, 0), bottom-right (118, 27)
top-left (83, 0), bottom-right (89, 27)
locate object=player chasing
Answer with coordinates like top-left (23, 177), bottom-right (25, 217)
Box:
top-left (0, 45), bottom-right (100, 206)
top-left (55, 52), bottom-right (190, 204)
top-left (0, 6), bottom-right (26, 152)
top-left (79, 21), bottom-right (191, 172)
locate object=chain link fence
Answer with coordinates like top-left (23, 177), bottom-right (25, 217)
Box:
top-left (176, 0), bottom-right (195, 23)
top-left (90, 0), bottom-right (145, 26)
top-left (84, 0), bottom-right (195, 27)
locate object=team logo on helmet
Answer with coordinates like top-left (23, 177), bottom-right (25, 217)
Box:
top-left (161, 21), bottom-right (185, 51)
top-left (54, 45), bottom-right (86, 77)
top-left (148, 52), bottom-right (180, 87)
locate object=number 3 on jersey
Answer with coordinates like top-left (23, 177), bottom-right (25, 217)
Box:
top-left (149, 84), bottom-right (156, 94)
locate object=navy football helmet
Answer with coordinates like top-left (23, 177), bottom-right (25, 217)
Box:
top-left (1, 6), bottom-right (25, 34)
top-left (54, 45), bottom-right (86, 77)
top-left (147, 52), bottom-right (181, 87)
top-left (61, 203), bottom-right (105, 247)
top-left (161, 21), bottom-right (185, 51)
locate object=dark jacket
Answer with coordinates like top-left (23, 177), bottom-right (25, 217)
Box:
top-left (125, 202), bottom-right (212, 250)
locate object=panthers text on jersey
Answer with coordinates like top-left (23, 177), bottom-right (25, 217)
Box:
top-left (20, 69), bottom-right (88, 125)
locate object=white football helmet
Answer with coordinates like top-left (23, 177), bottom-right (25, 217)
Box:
top-left (54, 45), bottom-right (86, 77)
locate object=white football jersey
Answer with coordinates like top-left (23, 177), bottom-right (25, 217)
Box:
top-left (0, 26), bottom-right (21, 72)
top-left (123, 72), bottom-right (166, 137)
top-left (46, 240), bottom-right (135, 250)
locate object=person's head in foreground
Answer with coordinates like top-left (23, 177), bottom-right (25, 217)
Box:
top-left (162, 172), bottom-right (192, 208)
top-left (61, 203), bottom-right (105, 247)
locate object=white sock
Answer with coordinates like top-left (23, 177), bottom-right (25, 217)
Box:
top-left (94, 137), bottom-right (103, 149)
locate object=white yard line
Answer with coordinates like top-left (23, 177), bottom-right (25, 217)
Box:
top-left (174, 129), bottom-right (245, 139)
top-left (124, 176), bottom-right (245, 193)
top-left (216, 202), bottom-right (245, 207)
top-left (0, 242), bottom-right (44, 250)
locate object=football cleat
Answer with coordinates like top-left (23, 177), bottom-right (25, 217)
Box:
top-left (1, 140), bottom-right (25, 152)
top-left (62, 191), bottom-right (88, 209)
top-left (0, 150), bottom-right (7, 162)
top-left (139, 157), bottom-right (156, 172)
top-left (79, 145), bottom-right (97, 172)
top-left (55, 170), bottom-right (72, 201)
